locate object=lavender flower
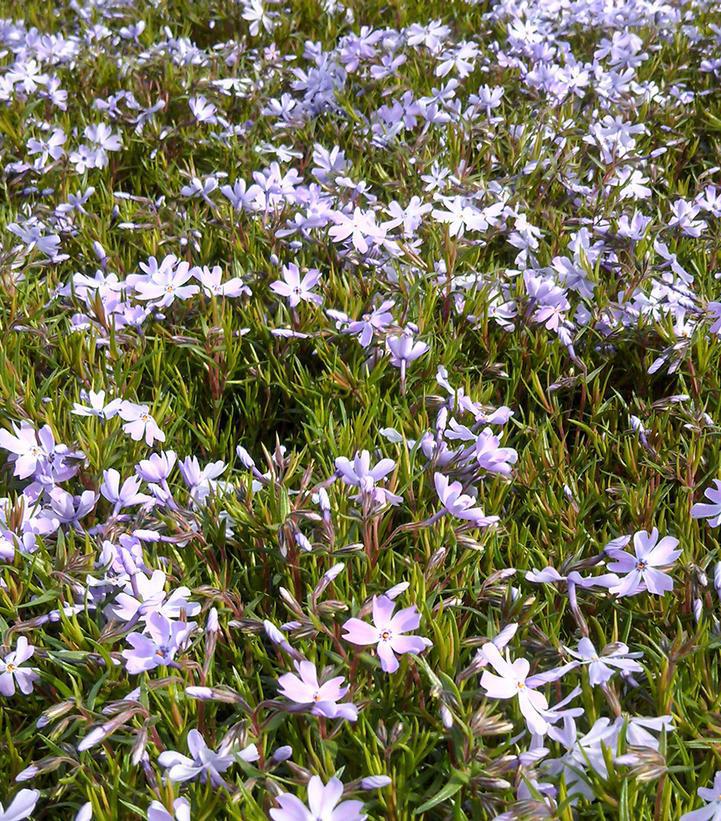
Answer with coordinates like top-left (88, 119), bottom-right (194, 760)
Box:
top-left (342, 595), bottom-right (430, 673)
top-left (680, 772), bottom-right (721, 820)
top-left (434, 473), bottom-right (499, 527)
top-left (270, 263), bottom-right (322, 308)
top-left (157, 730), bottom-right (235, 787)
top-left (565, 638), bottom-right (643, 686)
top-left (270, 776), bottom-right (364, 821)
top-left (117, 404), bottom-right (165, 446)
top-left (147, 798), bottom-right (191, 821)
top-left (277, 660), bottom-right (358, 721)
top-left (692, 480), bottom-right (721, 527)
top-left (334, 451), bottom-right (401, 507)
top-left (606, 529), bottom-right (681, 596)
top-left (0, 790), bottom-right (39, 821)
top-left (386, 331), bottom-right (429, 387)
top-left (479, 643), bottom-right (550, 735)
top-left (0, 637), bottom-right (39, 697)
top-left (121, 612), bottom-right (196, 673)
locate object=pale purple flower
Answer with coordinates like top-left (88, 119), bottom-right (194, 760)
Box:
top-left (44, 487), bottom-right (97, 526)
top-left (334, 451), bottom-right (402, 507)
top-left (147, 797), bottom-right (191, 821)
top-left (134, 260), bottom-right (200, 307)
top-left (479, 642), bottom-right (549, 735)
top-left (117, 403), bottom-right (165, 446)
top-left (270, 776), bottom-right (364, 821)
top-left (189, 95), bottom-right (218, 124)
top-left (72, 390), bottom-right (122, 419)
top-left (544, 716), bottom-right (616, 799)
top-left (0, 637), bottom-right (39, 697)
top-left (0, 789), bottom-right (40, 821)
top-left (111, 570), bottom-right (200, 623)
top-left (692, 480), bottom-right (721, 527)
top-left (680, 771), bottom-right (721, 821)
top-left (707, 302), bottom-right (721, 336)
top-left (329, 207), bottom-right (384, 254)
top-left (606, 528), bottom-right (681, 596)
top-left (0, 422), bottom-right (54, 480)
top-left (157, 729), bottom-right (234, 787)
top-left (565, 638), bottom-right (643, 686)
top-left (277, 660), bottom-right (358, 721)
top-left (342, 595), bottom-right (429, 673)
top-left (220, 179), bottom-right (262, 212)
top-left (473, 428), bottom-right (517, 477)
top-left (100, 469), bottom-right (153, 514)
top-left (194, 265), bottom-right (250, 298)
top-left (434, 473), bottom-right (499, 527)
top-left (178, 456), bottom-right (228, 506)
top-left (121, 612), bottom-right (196, 673)
top-left (270, 263), bottom-right (322, 308)
top-left (386, 332), bottom-right (429, 383)
top-left (179, 177), bottom-right (218, 204)
top-left (343, 300), bottom-right (394, 347)
top-left (136, 450), bottom-right (177, 484)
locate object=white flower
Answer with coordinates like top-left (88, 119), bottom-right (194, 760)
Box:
top-left (480, 642), bottom-right (549, 735)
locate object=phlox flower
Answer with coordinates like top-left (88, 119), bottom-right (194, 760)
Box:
top-left (565, 638), bottom-right (643, 686)
top-left (342, 595), bottom-right (430, 673)
top-left (0, 789), bottom-right (39, 821)
top-left (178, 456), bottom-right (228, 506)
top-left (189, 95), bottom-right (218, 124)
top-left (270, 776), bottom-right (365, 821)
top-left (100, 469), bottom-right (153, 514)
top-left (387, 331), bottom-right (429, 375)
top-left (544, 716), bottom-right (616, 800)
top-left (134, 260), bottom-right (200, 307)
top-left (194, 265), bottom-right (250, 298)
top-left (117, 403), bottom-right (165, 446)
top-left (0, 422), bottom-right (55, 480)
top-left (328, 207), bottom-right (384, 254)
top-left (111, 569), bottom-right (200, 623)
top-left (72, 389), bottom-right (122, 419)
top-left (277, 660), bottom-right (358, 721)
top-left (692, 480), bottom-right (721, 527)
top-left (270, 263), bottom-right (322, 308)
top-left (121, 612), bottom-right (196, 673)
top-left (434, 473), bottom-right (499, 527)
top-left (343, 300), bottom-right (394, 347)
top-left (606, 528), bottom-right (681, 596)
top-left (680, 771), bottom-right (721, 821)
top-left (0, 637), bottom-right (39, 696)
top-left (43, 487), bottom-right (97, 527)
top-left (147, 798), bottom-right (190, 821)
top-left (334, 451), bottom-right (402, 507)
top-left (157, 729), bottom-right (255, 787)
top-left (479, 642), bottom-right (550, 735)
top-left (473, 427), bottom-right (518, 477)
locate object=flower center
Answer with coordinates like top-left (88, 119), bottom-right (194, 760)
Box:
top-left (516, 681), bottom-right (525, 690)
top-left (140, 413), bottom-right (149, 422)
top-left (636, 560), bottom-right (647, 571)
top-left (6, 663), bottom-right (16, 673)
top-left (380, 629), bottom-right (392, 642)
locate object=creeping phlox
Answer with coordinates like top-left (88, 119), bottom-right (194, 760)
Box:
top-left (0, 0), bottom-right (720, 817)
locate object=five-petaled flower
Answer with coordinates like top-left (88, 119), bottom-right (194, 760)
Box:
top-left (270, 775), bottom-right (365, 821)
top-left (606, 528), bottom-right (681, 597)
top-left (0, 637), bottom-right (39, 697)
top-left (277, 660), bottom-right (358, 721)
top-left (342, 595), bottom-right (430, 673)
